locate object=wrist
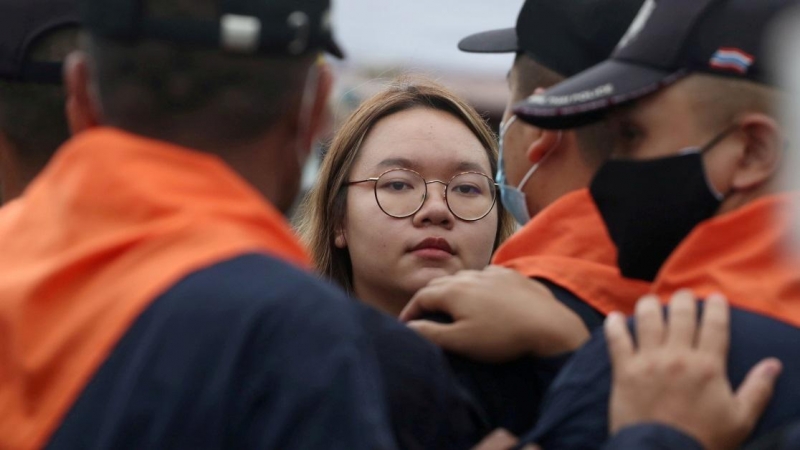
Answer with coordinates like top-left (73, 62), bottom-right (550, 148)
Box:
top-left (523, 314), bottom-right (590, 357)
top-left (608, 424), bottom-right (706, 450)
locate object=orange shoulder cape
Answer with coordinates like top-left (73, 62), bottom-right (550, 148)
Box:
top-left (652, 193), bottom-right (800, 328)
top-left (0, 128), bottom-right (310, 449)
top-left (492, 189), bottom-right (650, 315)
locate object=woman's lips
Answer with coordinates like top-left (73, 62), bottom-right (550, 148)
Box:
top-left (410, 237), bottom-right (455, 260)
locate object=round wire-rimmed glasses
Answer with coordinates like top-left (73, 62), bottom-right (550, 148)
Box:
top-left (346, 168), bottom-right (499, 222)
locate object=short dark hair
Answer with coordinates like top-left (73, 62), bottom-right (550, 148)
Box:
top-left (684, 74), bottom-right (778, 132)
top-left (84, 0), bottom-right (315, 151)
top-left (510, 53), bottom-right (563, 104)
top-left (511, 52), bottom-right (613, 167)
top-left (0, 26), bottom-right (78, 167)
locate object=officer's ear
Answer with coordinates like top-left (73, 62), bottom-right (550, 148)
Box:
top-left (301, 59), bottom-right (333, 157)
top-left (730, 113), bottom-right (782, 191)
top-left (525, 130), bottom-right (563, 164)
top-left (64, 51), bottom-right (103, 135)
top-left (523, 87), bottom-right (565, 164)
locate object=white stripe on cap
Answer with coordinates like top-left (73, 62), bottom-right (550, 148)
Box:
top-left (221, 14), bottom-right (262, 53)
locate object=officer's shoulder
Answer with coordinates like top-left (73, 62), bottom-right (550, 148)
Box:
top-left (154, 252), bottom-right (358, 326)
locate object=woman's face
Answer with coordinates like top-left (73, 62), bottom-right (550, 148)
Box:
top-left (338, 107), bottom-right (499, 315)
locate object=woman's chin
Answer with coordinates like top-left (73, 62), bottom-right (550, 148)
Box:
top-left (405, 267), bottom-right (459, 291)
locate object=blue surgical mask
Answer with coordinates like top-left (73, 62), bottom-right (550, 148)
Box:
top-left (496, 115), bottom-right (557, 225)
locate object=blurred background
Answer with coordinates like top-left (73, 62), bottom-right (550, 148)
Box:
top-left (330, 0), bottom-right (524, 121)
top-left (300, 0), bottom-right (526, 191)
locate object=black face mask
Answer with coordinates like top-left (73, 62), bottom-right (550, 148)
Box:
top-left (589, 128), bottom-right (734, 281)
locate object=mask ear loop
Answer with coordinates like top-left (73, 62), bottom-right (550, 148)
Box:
top-left (697, 123), bottom-right (739, 200)
top-left (496, 115), bottom-right (518, 185)
top-left (515, 130), bottom-right (563, 190)
top-left (499, 115), bottom-right (518, 138)
top-left (699, 123), bottom-right (738, 154)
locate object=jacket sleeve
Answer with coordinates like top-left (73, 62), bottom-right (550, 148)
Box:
top-left (601, 424), bottom-right (705, 450)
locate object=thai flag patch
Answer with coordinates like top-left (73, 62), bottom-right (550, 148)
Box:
top-left (709, 48), bottom-right (755, 74)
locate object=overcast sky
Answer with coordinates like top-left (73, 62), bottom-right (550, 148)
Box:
top-left (331, 0), bottom-right (525, 77)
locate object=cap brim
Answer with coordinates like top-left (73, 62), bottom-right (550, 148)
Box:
top-left (513, 59), bottom-right (686, 129)
top-left (458, 28), bottom-right (517, 53)
top-left (326, 38), bottom-right (345, 59)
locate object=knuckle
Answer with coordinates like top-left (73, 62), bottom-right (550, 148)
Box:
top-left (665, 355), bottom-right (688, 376)
top-left (731, 418), bottom-right (753, 439)
top-left (696, 359), bottom-right (722, 381)
top-left (619, 360), bottom-right (648, 381)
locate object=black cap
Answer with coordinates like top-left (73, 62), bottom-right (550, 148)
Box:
top-left (0, 0), bottom-right (79, 83)
top-left (458, 0), bottom-right (645, 77)
top-left (514, 0), bottom-right (797, 129)
top-left (80, 0), bottom-right (344, 58)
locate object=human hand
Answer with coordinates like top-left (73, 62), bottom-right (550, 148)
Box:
top-left (399, 266), bottom-right (590, 363)
top-left (471, 429), bottom-right (540, 450)
top-left (606, 291), bottom-right (782, 450)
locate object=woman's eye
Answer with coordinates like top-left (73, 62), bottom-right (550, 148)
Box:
top-left (390, 182), bottom-right (408, 190)
top-left (381, 180), bottom-right (414, 191)
top-left (452, 184), bottom-right (481, 195)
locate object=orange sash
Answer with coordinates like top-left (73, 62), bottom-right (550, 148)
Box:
top-left (0, 128), bottom-right (310, 449)
top-left (492, 189), bottom-right (650, 315)
top-left (652, 193), bottom-right (800, 328)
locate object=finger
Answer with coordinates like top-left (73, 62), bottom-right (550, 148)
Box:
top-left (425, 273), bottom-right (461, 287)
top-left (665, 290), bottom-right (699, 349)
top-left (425, 270), bottom-right (480, 287)
top-left (483, 265), bottom-right (516, 276)
top-left (458, 270), bottom-right (488, 283)
top-left (399, 285), bottom-right (453, 322)
top-left (471, 429), bottom-right (518, 450)
top-left (605, 312), bottom-right (634, 369)
top-left (735, 358), bottom-right (783, 430)
top-left (478, 266), bottom-right (516, 282)
top-left (406, 319), bottom-right (468, 353)
top-left (697, 293), bottom-right (731, 356)
top-left (634, 295), bottom-right (665, 351)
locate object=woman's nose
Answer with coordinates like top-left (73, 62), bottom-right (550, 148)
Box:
top-left (412, 181), bottom-right (454, 228)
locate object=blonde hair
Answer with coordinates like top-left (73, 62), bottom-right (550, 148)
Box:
top-left (297, 76), bottom-right (515, 293)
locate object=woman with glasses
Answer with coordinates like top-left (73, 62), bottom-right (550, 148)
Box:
top-left (298, 78), bottom-right (514, 316)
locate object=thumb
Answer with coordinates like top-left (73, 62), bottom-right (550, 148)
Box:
top-left (471, 429), bottom-right (518, 450)
top-left (406, 320), bottom-right (464, 352)
top-left (400, 284), bottom-right (454, 322)
top-left (735, 357), bottom-right (782, 428)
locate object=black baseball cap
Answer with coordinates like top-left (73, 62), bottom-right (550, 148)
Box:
top-left (514, 0), bottom-right (796, 129)
top-left (458, 0), bottom-right (645, 78)
top-left (0, 0), bottom-right (79, 83)
top-left (80, 0), bottom-right (344, 58)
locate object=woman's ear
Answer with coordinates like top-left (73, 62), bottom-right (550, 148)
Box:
top-left (730, 113), bottom-right (782, 191)
top-left (334, 228), bottom-right (347, 249)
